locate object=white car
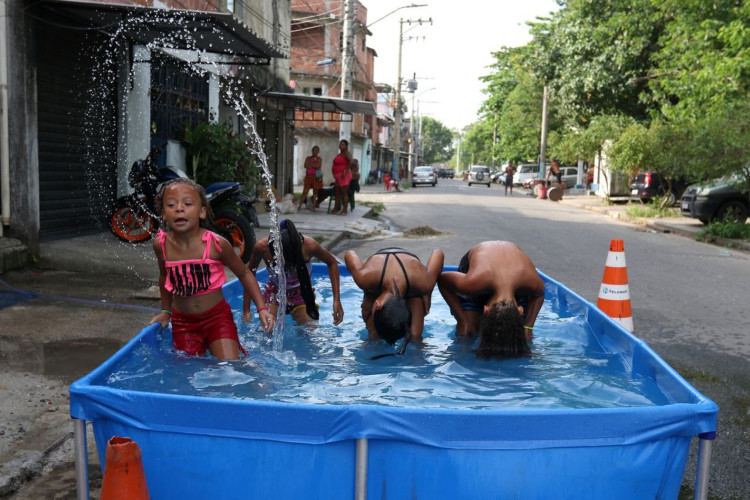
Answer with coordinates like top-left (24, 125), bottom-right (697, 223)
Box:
top-left (411, 166), bottom-right (438, 187)
top-left (467, 165), bottom-right (491, 187)
top-left (546, 165), bottom-right (579, 188)
top-left (515, 163), bottom-right (540, 187)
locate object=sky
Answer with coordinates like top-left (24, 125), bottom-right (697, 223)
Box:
top-left (362, 0), bottom-right (561, 131)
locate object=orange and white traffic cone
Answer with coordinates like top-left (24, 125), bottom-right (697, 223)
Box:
top-left (597, 239), bottom-right (634, 332)
top-left (100, 436), bottom-right (149, 500)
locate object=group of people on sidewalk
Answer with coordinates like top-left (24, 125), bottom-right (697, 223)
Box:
top-left (147, 173), bottom-right (545, 361)
top-left (296, 140), bottom-right (361, 215)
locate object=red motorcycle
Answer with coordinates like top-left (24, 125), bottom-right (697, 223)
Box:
top-left (108, 148), bottom-right (256, 263)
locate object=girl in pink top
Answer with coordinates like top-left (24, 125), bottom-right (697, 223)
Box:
top-left (331, 139), bottom-right (353, 215)
top-left (149, 178), bottom-right (273, 360)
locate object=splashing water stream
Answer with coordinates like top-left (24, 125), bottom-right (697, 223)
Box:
top-left (81, 9), bottom-right (288, 349)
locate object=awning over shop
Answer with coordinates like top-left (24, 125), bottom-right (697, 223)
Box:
top-left (261, 92), bottom-right (377, 122)
top-left (35, 0), bottom-right (285, 65)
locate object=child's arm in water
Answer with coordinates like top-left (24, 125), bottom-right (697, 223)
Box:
top-left (216, 237), bottom-right (274, 333)
top-left (308, 238), bottom-right (344, 325)
top-left (149, 237), bottom-right (172, 329)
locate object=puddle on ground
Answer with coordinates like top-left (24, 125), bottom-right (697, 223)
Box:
top-left (0, 336), bottom-right (124, 385)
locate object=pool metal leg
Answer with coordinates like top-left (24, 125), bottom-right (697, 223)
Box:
top-left (695, 431), bottom-right (715, 500)
top-left (355, 438), bottom-right (368, 500)
top-left (74, 418), bottom-right (90, 500)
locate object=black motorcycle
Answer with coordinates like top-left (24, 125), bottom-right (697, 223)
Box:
top-left (108, 148), bottom-right (257, 263)
top-left (204, 182), bottom-right (258, 262)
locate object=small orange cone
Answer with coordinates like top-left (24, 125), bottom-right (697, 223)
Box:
top-left (100, 436), bottom-right (149, 500)
top-left (597, 239), bottom-right (634, 332)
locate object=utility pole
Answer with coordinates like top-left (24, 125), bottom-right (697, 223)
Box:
top-left (339, 0), bottom-right (355, 142)
top-left (407, 74), bottom-right (417, 175)
top-left (391, 19), bottom-right (405, 183)
top-left (539, 85), bottom-right (549, 180)
top-left (391, 17), bottom-right (431, 183)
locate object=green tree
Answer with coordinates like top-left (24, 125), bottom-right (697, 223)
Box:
top-left (459, 120), bottom-right (495, 167)
top-left (650, 0), bottom-right (750, 120)
top-left (419, 116), bottom-right (454, 165)
top-left (183, 120), bottom-right (259, 187)
top-left (526, 0), bottom-right (663, 124)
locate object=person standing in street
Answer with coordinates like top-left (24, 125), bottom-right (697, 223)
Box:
top-left (297, 145), bottom-right (323, 212)
top-left (547, 159), bottom-right (562, 186)
top-left (331, 139), bottom-right (352, 215)
top-left (438, 241), bottom-right (545, 358)
top-left (504, 161), bottom-right (516, 196)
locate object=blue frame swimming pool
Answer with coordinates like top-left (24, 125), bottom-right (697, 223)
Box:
top-left (70, 265), bottom-right (717, 499)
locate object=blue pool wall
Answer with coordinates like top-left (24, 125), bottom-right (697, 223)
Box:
top-left (69, 264), bottom-right (718, 499)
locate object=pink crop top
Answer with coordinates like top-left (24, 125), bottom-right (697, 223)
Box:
top-left (157, 230), bottom-right (226, 297)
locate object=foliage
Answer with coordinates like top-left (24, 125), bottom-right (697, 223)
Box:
top-left (625, 198), bottom-right (679, 219)
top-left (183, 120), bottom-right (259, 187)
top-left (458, 120), bottom-right (495, 166)
top-left (495, 73), bottom-right (550, 163)
top-left (359, 200), bottom-right (385, 216)
top-left (480, 46), bottom-right (528, 118)
top-left (419, 117), bottom-right (454, 165)
top-left (554, 114), bottom-right (634, 166)
top-left (695, 221), bottom-right (750, 242)
top-left (468, 1), bottom-right (750, 190)
top-left (650, 0), bottom-right (750, 120)
top-left (526, 0), bottom-right (663, 124)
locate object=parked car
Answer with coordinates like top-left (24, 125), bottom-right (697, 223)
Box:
top-left (411, 166), bottom-right (438, 187)
top-left (680, 174), bottom-right (750, 224)
top-left (630, 171), bottom-right (687, 204)
top-left (491, 171), bottom-right (506, 184)
top-left (559, 166), bottom-right (579, 188)
top-left (438, 168), bottom-right (455, 179)
top-left (467, 165), bottom-right (491, 187)
top-left (515, 163), bottom-right (540, 187)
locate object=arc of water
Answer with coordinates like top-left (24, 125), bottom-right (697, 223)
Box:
top-left (83, 9), bottom-right (290, 349)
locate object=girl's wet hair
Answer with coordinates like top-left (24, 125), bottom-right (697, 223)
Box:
top-left (270, 219), bottom-right (319, 320)
top-left (370, 290), bottom-right (412, 360)
top-left (155, 178), bottom-right (212, 225)
top-left (476, 300), bottom-right (531, 358)
top-left (372, 295), bottom-right (410, 345)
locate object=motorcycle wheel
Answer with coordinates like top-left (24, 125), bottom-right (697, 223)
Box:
top-left (211, 210), bottom-right (255, 263)
top-left (109, 205), bottom-right (157, 243)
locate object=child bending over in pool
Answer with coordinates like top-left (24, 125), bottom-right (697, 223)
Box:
top-left (149, 178), bottom-right (273, 360)
top-left (246, 219), bottom-right (344, 326)
top-left (345, 247), bottom-right (444, 354)
top-left (438, 241), bottom-right (544, 358)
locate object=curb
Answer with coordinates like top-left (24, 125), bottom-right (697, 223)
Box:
top-left (572, 200), bottom-right (750, 254)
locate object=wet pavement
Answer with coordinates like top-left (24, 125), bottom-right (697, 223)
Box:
top-left (0, 184), bottom-right (746, 498)
top-left (0, 199), bottom-right (390, 499)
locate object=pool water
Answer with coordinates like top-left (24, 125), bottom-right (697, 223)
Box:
top-left (102, 274), bottom-right (670, 409)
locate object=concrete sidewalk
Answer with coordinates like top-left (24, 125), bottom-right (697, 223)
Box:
top-left (556, 192), bottom-right (750, 252)
top-left (1, 184), bottom-right (748, 497)
top-left (0, 201), bottom-right (392, 498)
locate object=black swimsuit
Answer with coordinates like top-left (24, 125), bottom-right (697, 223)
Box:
top-left (365, 248), bottom-right (421, 297)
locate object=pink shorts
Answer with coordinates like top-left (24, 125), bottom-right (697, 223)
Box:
top-left (171, 299), bottom-right (246, 356)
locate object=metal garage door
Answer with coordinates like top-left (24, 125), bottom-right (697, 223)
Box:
top-left (37, 26), bottom-right (117, 240)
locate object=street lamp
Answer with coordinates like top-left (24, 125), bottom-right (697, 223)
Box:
top-left (367, 3), bottom-right (427, 29)
top-left (408, 84), bottom-right (436, 174)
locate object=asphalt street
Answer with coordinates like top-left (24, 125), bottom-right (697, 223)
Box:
top-left (0, 181), bottom-right (747, 498)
